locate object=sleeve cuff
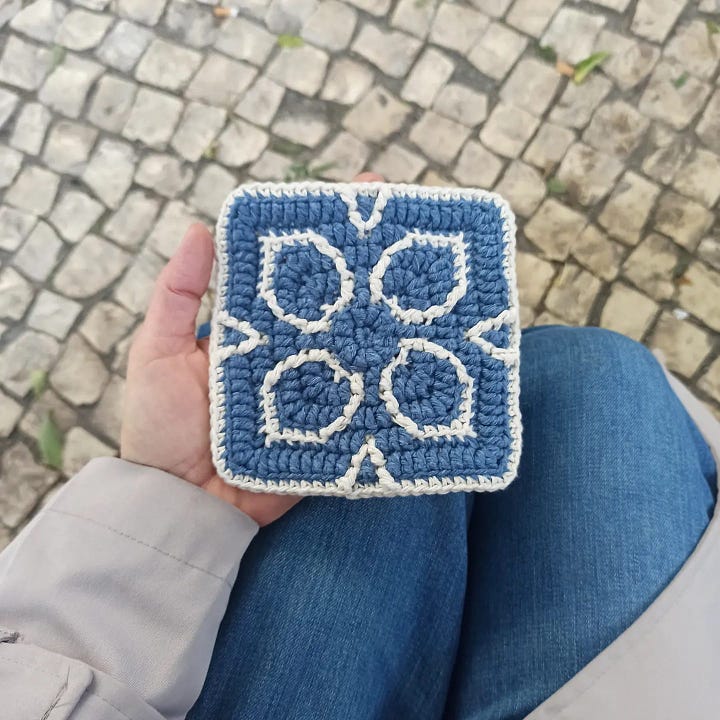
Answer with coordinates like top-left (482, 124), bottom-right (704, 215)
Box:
top-left (49, 457), bottom-right (259, 586)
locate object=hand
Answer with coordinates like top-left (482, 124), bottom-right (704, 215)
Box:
top-left (122, 173), bottom-right (383, 525)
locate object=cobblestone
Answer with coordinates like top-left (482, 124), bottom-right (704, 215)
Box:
top-left (599, 283), bottom-right (658, 341)
top-left (1, 0), bottom-right (719, 521)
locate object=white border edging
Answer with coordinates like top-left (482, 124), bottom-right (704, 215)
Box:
top-left (209, 181), bottom-right (522, 498)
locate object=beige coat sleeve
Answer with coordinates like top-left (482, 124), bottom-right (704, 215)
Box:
top-left (0, 458), bottom-right (258, 720)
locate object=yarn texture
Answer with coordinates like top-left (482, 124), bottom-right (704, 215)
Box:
top-left (210, 182), bottom-right (522, 498)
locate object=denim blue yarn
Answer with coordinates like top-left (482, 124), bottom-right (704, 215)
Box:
top-left (219, 189), bottom-right (513, 488)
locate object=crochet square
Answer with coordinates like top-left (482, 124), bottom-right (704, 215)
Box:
top-left (210, 182), bottom-right (521, 498)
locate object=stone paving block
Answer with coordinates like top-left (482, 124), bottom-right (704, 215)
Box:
top-left (524, 122), bottom-right (575, 171)
top-left (556, 142), bottom-right (623, 206)
top-left (147, 200), bottom-right (198, 258)
top-left (267, 45), bottom-right (328, 97)
top-left (80, 301), bottom-right (135, 354)
top-left (698, 237), bottom-right (720, 272)
top-left (494, 160), bottom-right (546, 218)
top-left (0, 35), bottom-right (52, 91)
top-left (596, 30), bottom-right (659, 91)
top-left (0, 268), bottom-right (33, 321)
top-left (38, 54), bottom-right (103, 119)
top-left (453, 140), bottom-right (504, 187)
top-left (83, 138), bottom-right (137, 208)
top-left (265, 0), bottom-right (318, 33)
top-left (0, 330), bottom-right (60, 396)
top-left (87, 74), bottom-right (137, 133)
top-left (27, 290), bottom-right (82, 339)
top-left (672, 150), bottom-right (720, 208)
top-left (429, 3), bottom-right (488, 53)
top-left (641, 124), bottom-right (693, 184)
top-left (649, 312), bottom-right (713, 378)
top-left (549, 74), bottom-right (611, 129)
top-left (9, 0), bottom-right (66, 42)
top-left (470, 0), bottom-right (513, 16)
top-left (343, 86), bottom-right (410, 143)
top-left (524, 198), bottom-right (587, 261)
top-left (370, 144), bottom-right (427, 183)
top-left (506, 0), bottom-right (563, 37)
top-left (321, 58), bottom-right (373, 105)
top-left (0, 443), bottom-right (57, 529)
top-left (0, 206), bottom-right (36, 252)
top-left (313, 131), bottom-right (370, 182)
top-left (113, 249), bottom-right (165, 315)
top-left (62, 426), bottom-right (116, 476)
top-left (587, 0), bottom-right (631, 9)
top-left (56, 9), bottom-right (112, 50)
top-left (583, 101), bottom-right (650, 159)
top-left (699, 357), bottom-right (720, 405)
top-left (676, 262), bottom-right (720, 333)
top-left (433, 83), bottom-right (488, 127)
top-left (541, 7), bottom-right (605, 64)
top-left (186, 53), bottom-right (257, 108)
top-left (696, 90), bottom-right (720, 155)
top-left (135, 153), bottom-right (194, 198)
top-left (631, 0), bottom-right (686, 43)
top-left (5, 165), bottom-right (60, 216)
top-left (353, 24), bottom-right (421, 78)
top-left (171, 101), bottom-right (227, 162)
top-left (410, 111), bottom-right (470, 165)
top-left (600, 282), bottom-right (658, 341)
top-left (215, 118), bottom-right (268, 168)
top-left (123, 88), bottom-right (183, 149)
top-left (653, 192), bottom-right (714, 251)
top-left (500, 58), bottom-right (561, 116)
top-left (391, 0), bottom-right (438, 39)
top-left (571, 224), bottom-right (624, 281)
top-left (544, 263), bottom-right (602, 324)
top-left (53, 235), bottom-right (130, 299)
top-left (13, 221), bottom-right (63, 283)
top-left (116, 0), bottom-right (167, 26)
top-left (344, 0), bottom-right (390, 14)
top-left (95, 19), bottom-right (153, 72)
top-left (515, 250), bottom-right (555, 324)
top-left (91, 374), bottom-right (125, 442)
top-left (597, 171), bottom-right (660, 245)
top-left (188, 164), bottom-right (237, 218)
top-left (0, 391), bottom-right (22, 438)
top-left (104, 191), bottom-right (161, 249)
top-left (48, 190), bottom-right (104, 243)
top-left (249, 149), bottom-right (293, 181)
top-left (0, 145), bottom-right (22, 188)
top-left (639, 61), bottom-right (711, 130)
top-left (164, 0), bottom-right (217, 48)
top-left (215, 17), bottom-right (276, 65)
top-left (10, 102), bottom-right (51, 155)
top-left (401, 47), bottom-right (454, 109)
top-left (135, 38), bottom-right (202, 92)
top-left (302, 1), bottom-right (356, 51)
top-left (42, 120), bottom-right (98, 175)
top-left (273, 107), bottom-right (329, 147)
top-left (0, 88), bottom-right (19, 129)
top-left (664, 20), bottom-right (719, 80)
top-left (479, 102), bottom-right (538, 159)
top-left (468, 21), bottom-right (528, 81)
top-left (235, 78), bottom-right (284, 130)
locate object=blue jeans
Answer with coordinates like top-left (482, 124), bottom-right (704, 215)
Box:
top-left (190, 327), bottom-right (716, 720)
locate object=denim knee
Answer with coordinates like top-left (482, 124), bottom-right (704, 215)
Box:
top-left (520, 325), bottom-right (665, 401)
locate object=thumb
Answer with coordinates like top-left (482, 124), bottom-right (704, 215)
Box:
top-left (139, 223), bottom-right (215, 355)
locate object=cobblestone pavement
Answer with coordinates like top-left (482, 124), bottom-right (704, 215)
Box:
top-left (1, 0), bottom-right (719, 544)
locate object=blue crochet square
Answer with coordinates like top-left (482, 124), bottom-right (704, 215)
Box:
top-left (210, 182), bottom-right (521, 498)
